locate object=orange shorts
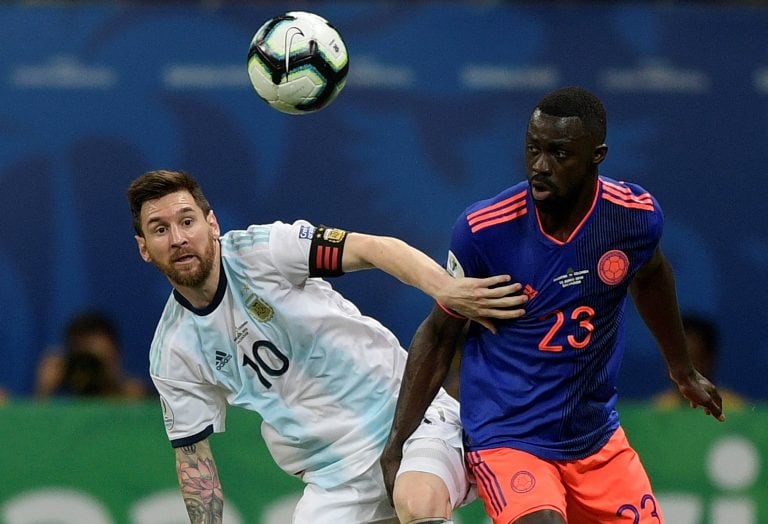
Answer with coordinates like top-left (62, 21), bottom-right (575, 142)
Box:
top-left (466, 427), bottom-right (663, 524)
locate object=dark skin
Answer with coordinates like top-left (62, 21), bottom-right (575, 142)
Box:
top-left (381, 109), bottom-right (723, 524)
top-left (526, 109), bottom-right (607, 242)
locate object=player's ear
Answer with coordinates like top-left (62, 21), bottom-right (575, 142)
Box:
top-left (593, 143), bottom-right (608, 165)
top-left (135, 235), bottom-right (152, 262)
top-left (207, 210), bottom-right (221, 239)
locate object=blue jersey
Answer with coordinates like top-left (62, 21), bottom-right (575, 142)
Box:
top-left (447, 176), bottom-right (663, 460)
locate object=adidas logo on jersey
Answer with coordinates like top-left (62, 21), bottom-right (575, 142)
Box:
top-left (215, 350), bottom-right (232, 370)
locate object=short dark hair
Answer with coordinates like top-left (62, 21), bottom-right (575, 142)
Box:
top-left (535, 86), bottom-right (607, 143)
top-left (127, 169), bottom-right (212, 236)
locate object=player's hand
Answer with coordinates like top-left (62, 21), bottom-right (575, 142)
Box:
top-left (436, 275), bottom-right (528, 334)
top-left (674, 369), bottom-right (725, 422)
top-left (379, 441), bottom-right (403, 507)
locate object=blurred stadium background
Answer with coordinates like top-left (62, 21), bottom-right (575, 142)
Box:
top-left (0, 1), bottom-right (766, 522)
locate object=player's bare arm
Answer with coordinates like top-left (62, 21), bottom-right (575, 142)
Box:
top-left (630, 247), bottom-right (724, 422)
top-left (341, 232), bottom-right (527, 332)
top-left (175, 438), bottom-right (224, 524)
top-left (381, 304), bottom-right (467, 503)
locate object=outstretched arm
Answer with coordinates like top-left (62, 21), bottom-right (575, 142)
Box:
top-left (342, 232), bottom-right (527, 332)
top-left (175, 437), bottom-right (224, 523)
top-left (630, 247), bottom-right (724, 421)
top-left (380, 304), bottom-right (468, 503)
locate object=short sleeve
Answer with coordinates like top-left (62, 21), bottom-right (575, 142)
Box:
top-left (153, 375), bottom-right (227, 448)
top-left (268, 220), bottom-right (349, 283)
top-left (267, 220), bottom-right (316, 286)
top-left (625, 181), bottom-right (665, 265)
top-left (446, 210), bottom-right (485, 279)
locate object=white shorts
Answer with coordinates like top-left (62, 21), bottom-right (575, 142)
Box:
top-left (293, 459), bottom-right (399, 523)
top-left (292, 391), bottom-right (472, 523)
top-left (397, 392), bottom-right (474, 509)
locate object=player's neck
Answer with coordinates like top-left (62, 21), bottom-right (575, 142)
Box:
top-left (537, 178), bottom-right (598, 242)
top-left (172, 246), bottom-right (222, 309)
top-left (538, 212), bottom-right (581, 242)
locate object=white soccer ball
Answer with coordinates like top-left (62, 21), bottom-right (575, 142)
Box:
top-left (247, 11), bottom-right (349, 115)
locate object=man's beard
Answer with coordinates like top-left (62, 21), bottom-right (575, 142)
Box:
top-left (158, 233), bottom-right (217, 288)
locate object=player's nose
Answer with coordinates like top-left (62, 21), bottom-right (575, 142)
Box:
top-left (530, 152), bottom-right (552, 175)
top-left (169, 224), bottom-right (187, 246)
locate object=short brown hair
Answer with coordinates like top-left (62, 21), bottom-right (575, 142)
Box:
top-left (127, 170), bottom-right (212, 236)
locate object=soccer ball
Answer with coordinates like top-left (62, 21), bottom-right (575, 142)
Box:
top-left (247, 11), bottom-right (349, 115)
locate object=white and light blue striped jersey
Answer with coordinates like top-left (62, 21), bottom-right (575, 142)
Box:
top-left (149, 220), bottom-right (412, 488)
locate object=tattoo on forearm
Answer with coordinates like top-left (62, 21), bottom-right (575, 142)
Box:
top-left (182, 497), bottom-right (224, 524)
top-left (175, 444), bottom-right (224, 524)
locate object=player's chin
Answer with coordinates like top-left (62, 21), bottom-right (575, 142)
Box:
top-left (532, 195), bottom-right (558, 212)
top-left (531, 188), bottom-right (553, 202)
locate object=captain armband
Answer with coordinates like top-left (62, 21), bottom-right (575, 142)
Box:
top-left (308, 225), bottom-right (348, 277)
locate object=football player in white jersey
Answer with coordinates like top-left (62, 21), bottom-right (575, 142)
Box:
top-left (127, 170), bottom-right (528, 524)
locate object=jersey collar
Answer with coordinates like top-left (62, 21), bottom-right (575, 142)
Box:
top-left (172, 258), bottom-right (228, 316)
top-left (533, 178), bottom-right (601, 245)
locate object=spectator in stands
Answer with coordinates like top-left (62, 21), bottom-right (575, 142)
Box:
top-left (653, 313), bottom-right (746, 411)
top-left (35, 311), bottom-right (148, 399)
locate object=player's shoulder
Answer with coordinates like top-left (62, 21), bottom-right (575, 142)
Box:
top-left (220, 222), bottom-right (276, 252)
top-left (460, 181), bottom-right (530, 234)
top-left (599, 176), bottom-right (660, 214)
top-left (219, 221), bottom-right (317, 275)
top-left (222, 219), bottom-right (318, 287)
top-left (463, 181), bottom-right (529, 216)
top-left (222, 220), bottom-right (316, 246)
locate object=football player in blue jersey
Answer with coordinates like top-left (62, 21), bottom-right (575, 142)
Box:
top-left (381, 86), bottom-right (724, 524)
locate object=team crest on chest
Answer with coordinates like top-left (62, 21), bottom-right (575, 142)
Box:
top-left (597, 250), bottom-right (629, 285)
top-left (242, 286), bottom-right (274, 322)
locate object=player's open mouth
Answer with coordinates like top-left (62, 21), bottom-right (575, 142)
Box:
top-left (529, 175), bottom-right (556, 200)
top-left (173, 254), bottom-right (196, 265)
top-left (531, 182), bottom-right (553, 200)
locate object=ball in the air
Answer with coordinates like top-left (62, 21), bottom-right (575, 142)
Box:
top-left (247, 11), bottom-right (349, 115)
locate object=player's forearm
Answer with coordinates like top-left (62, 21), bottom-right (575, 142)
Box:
top-left (175, 439), bottom-right (224, 524)
top-left (630, 256), bottom-right (693, 380)
top-left (343, 233), bottom-right (450, 300)
top-left (388, 309), bottom-right (463, 446)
